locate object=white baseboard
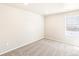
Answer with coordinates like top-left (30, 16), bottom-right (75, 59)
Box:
top-left (0, 37), bottom-right (44, 55)
top-left (45, 36), bottom-right (79, 47)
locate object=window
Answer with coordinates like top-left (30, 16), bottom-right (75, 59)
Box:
top-left (65, 16), bottom-right (79, 37)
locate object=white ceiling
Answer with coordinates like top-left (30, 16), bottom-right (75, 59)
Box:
top-left (5, 3), bottom-right (79, 15)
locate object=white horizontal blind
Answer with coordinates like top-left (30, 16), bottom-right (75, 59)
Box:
top-left (65, 16), bottom-right (79, 37)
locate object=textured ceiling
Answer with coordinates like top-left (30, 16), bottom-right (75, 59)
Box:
top-left (5, 3), bottom-right (79, 15)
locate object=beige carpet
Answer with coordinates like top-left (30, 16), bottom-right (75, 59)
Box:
top-left (1, 39), bottom-right (79, 56)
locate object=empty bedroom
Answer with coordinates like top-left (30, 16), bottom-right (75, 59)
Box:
top-left (0, 3), bottom-right (79, 56)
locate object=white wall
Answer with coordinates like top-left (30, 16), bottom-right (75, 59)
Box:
top-left (0, 4), bottom-right (44, 54)
top-left (45, 10), bottom-right (79, 46)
